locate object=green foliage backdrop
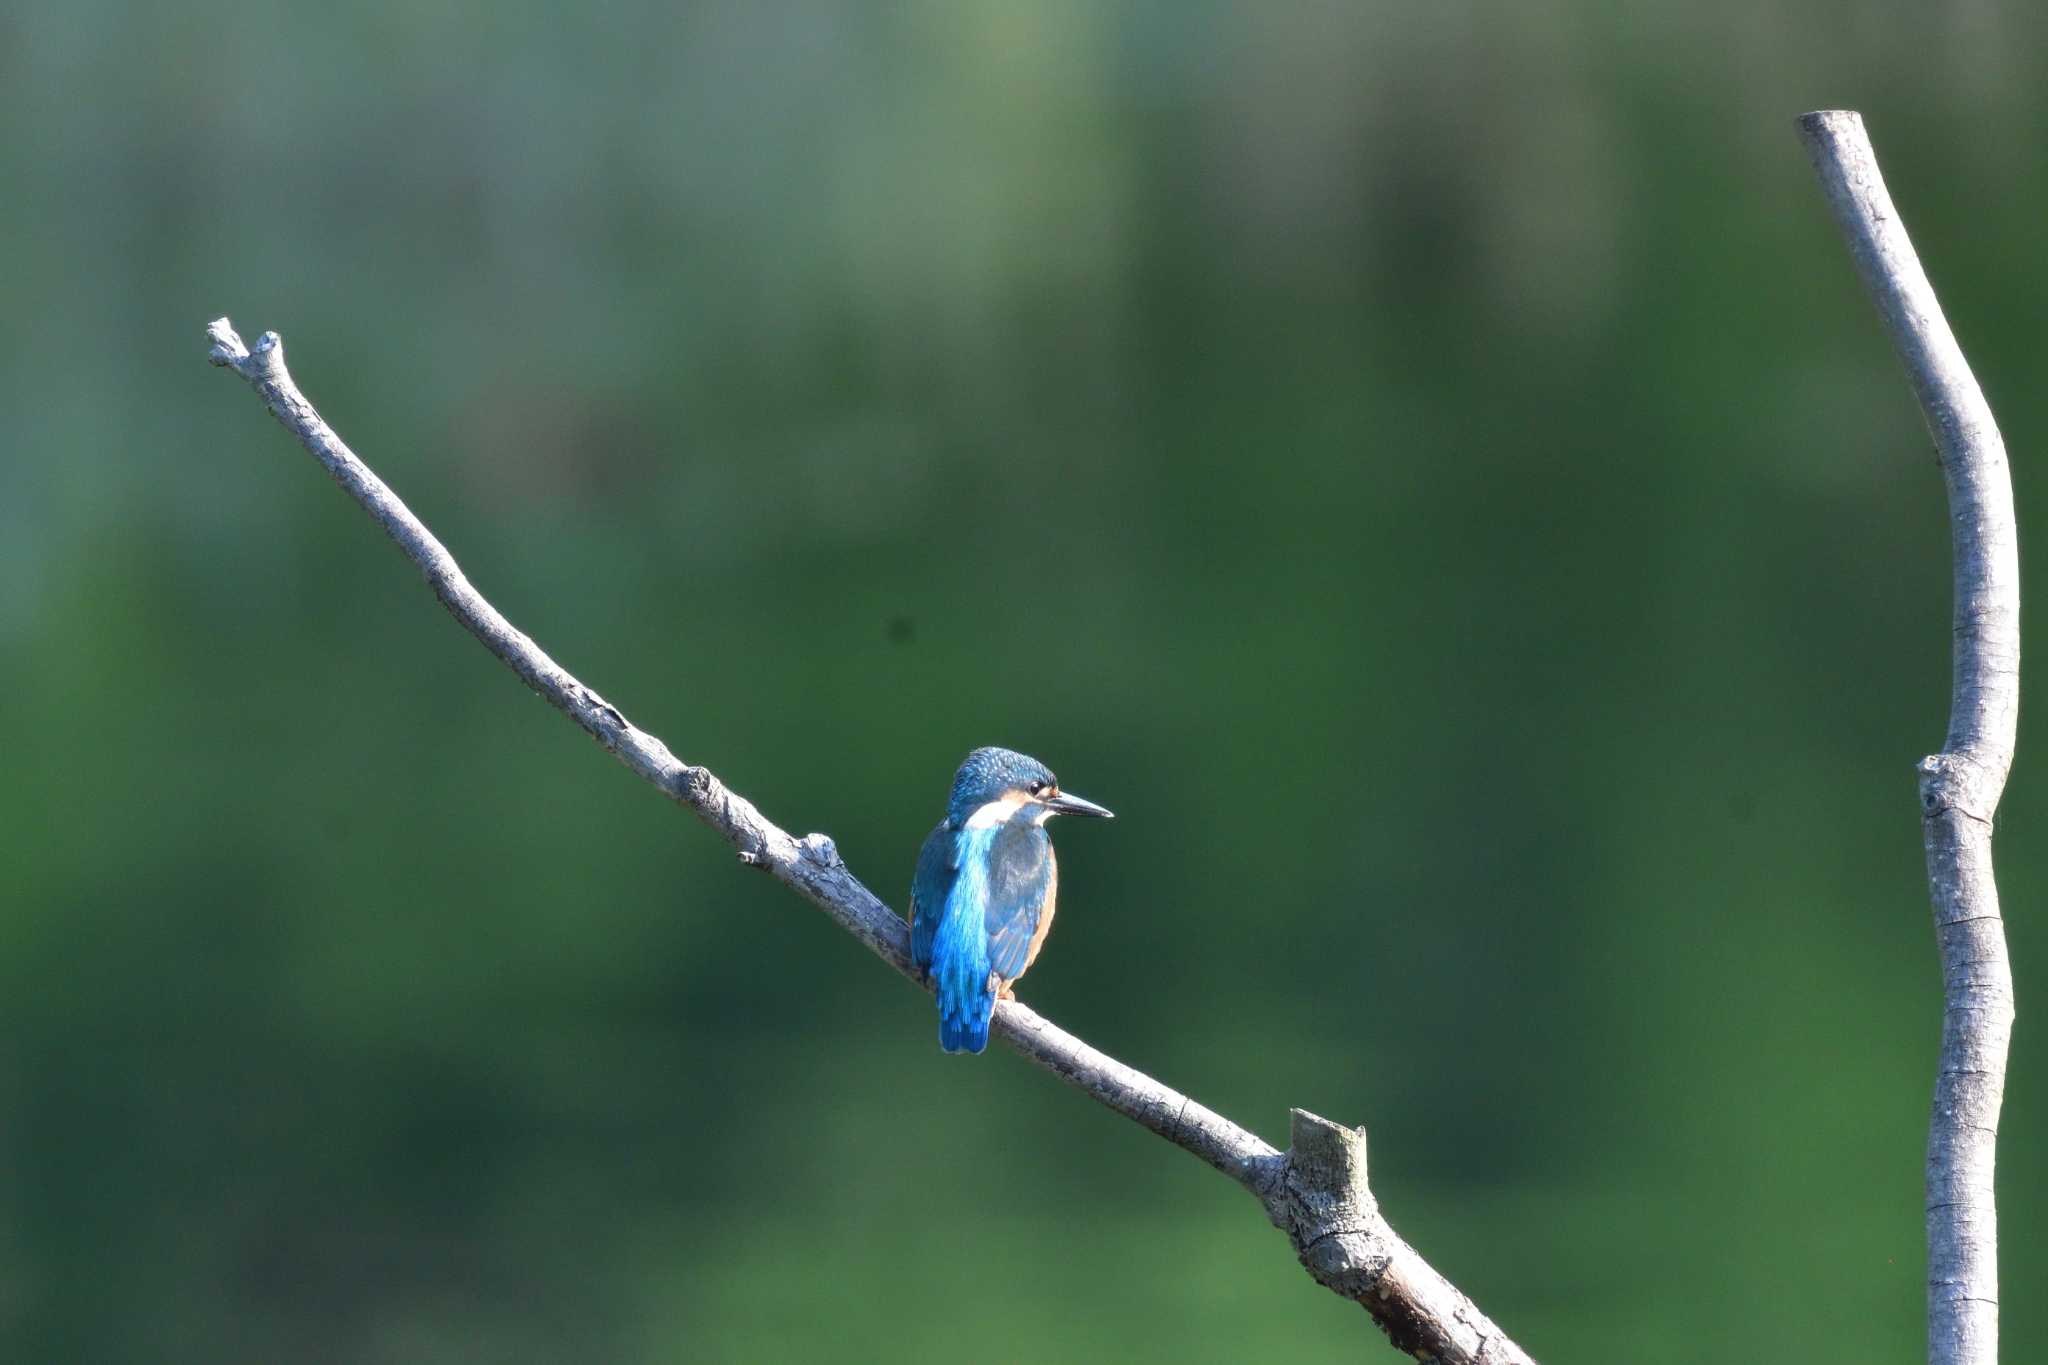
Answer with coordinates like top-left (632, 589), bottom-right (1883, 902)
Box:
top-left (5, 4), bottom-right (2046, 1360)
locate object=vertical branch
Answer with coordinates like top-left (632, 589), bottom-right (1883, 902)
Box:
top-left (1796, 110), bottom-right (2019, 1365)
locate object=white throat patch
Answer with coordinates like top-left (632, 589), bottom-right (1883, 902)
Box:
top-left (964, 796), bottom-right (1029, 829)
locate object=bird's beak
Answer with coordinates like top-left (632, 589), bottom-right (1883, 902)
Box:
top-left (1045, 790), bottom-right (1114, 819)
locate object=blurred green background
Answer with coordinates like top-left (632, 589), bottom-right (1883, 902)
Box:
top-left (4, 3), bottom-right (2044, 1360)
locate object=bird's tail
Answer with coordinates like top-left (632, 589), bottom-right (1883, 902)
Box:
top-left (931, 876), bottom-right (995, 1054)
top-left (938, 984), bottom-right (993, 1054)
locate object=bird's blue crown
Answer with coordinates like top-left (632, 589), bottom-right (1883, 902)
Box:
top-left (946, 746), bottom-right (1056, 823)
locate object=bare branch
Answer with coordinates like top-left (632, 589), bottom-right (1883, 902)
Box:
top-left (207, 317), bottom-right (1536, 1362)
top-left (1796, 111), bottom-right (2019, 1365)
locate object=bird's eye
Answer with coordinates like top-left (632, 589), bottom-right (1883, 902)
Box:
top-left (1033, 782), bottom-right (1056, 798)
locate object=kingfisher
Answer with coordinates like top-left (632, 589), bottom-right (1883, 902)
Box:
top-left (909, 747), bottom-right (1114, 1054)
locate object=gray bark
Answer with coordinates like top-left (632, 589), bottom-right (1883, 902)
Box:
top-left (1797, 110), bottom-right (2019, 1365)
top-left (207, 318), bottom-right (1536, 1363)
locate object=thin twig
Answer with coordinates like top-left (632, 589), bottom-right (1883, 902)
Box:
top-left (1797, 111), bottom-right (2019, 1365)
top-left (207, 317), bottom-right (1536, 1363)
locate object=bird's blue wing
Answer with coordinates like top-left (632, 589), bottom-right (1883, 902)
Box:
top-left (984, 822), bottom-right (1056, 983)
top-left (909, 822), bottom-right (956, 978)
top-left (933, 829), bottom-right (994, 1052)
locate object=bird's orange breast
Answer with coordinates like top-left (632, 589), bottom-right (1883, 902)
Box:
top-left (1016, 850), bottom-right (1058, 980)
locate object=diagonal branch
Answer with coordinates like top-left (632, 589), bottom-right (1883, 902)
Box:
top-left (206, 317), bottom-right (1536, 1363)
top-left (1797, 111), bottom-right (2019, 1365)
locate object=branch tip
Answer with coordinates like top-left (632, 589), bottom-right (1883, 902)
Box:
top-left (205, 318), bottom-right (285, 380)
top-left (206, 316), bottom-right (249, 369)
top-left (1286, 1109), bottom-right (1371, 1201)
top-left (1796, 108), bottom-right (1861, 130)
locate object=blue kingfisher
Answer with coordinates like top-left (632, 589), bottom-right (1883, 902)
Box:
top-left (909, 747), bottom-right (1114, 1053)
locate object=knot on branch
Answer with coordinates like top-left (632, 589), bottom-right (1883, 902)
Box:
top-left (1275, 1109), bottom-right (1387, 1300)
top-left (1917, 752), bottom-right (2002, 825)
top-left (667, 765), bottom-right (713, 803)
top-left (799, 833), bottom-right (843, 868)
top-left (572, 684), bottom-right (627, 735)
